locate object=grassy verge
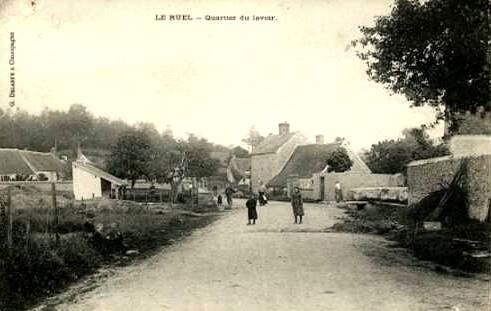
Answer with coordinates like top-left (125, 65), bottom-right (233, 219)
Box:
top-left (0, 199), bottom-right (219, 311)
top-left (331, 202), bottom-right (490, 274)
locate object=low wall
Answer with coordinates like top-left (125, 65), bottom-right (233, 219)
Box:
top-left (346, 187), bottom-right (408, 203)
top-left (0, 181), bottom-right (73, 193)
top-left (323, 173), bottom-right (404, 202)
top-left (407, 155), bottom-right (491, 222)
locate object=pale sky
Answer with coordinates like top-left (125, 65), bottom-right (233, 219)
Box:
top-left (0, 0), bottom-right (443, 151)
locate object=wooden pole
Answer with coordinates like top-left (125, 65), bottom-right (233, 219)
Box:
top-left (52, 183), bottom-right (59, 245)
top-left (7, 187), bottom-right (12, 253)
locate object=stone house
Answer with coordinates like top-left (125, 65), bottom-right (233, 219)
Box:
top-left (0, 148), bottom-right (66, 182)
top-left (266, 137), bottom-right (400, 201)
top-left (250, 122), bottom-right (308, 191)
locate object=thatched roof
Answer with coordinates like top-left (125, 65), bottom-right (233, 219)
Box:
top-left (0, 149), bottom-right (33, 175)
top-left (22, 151), bottom-right (65, 172)
top-left (268, 144), bottom-right (340, 187)
top-left (267, 143), bottom-right (372, 187)
top-left (252, 132), bottom-right (296, 155)
top-left (0, 149), bottom-right (64, 175)
top-left (234, 158), bottom-right (251, 174)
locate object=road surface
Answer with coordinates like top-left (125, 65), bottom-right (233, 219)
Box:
top-left (49, 201), bottom-right (488, 311)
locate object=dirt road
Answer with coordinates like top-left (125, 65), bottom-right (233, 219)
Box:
top-left (50, 201), bottom-right (488, 311)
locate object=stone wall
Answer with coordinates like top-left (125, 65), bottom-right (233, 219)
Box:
top-left (288, 172), bottom-right (402, 201)
top-left (449, 135), bottom-right (491, 157)
top-left (462, 156), bottom-right (491, 221)
top-left (347, 187), bottom-right (408, 203)
top-left (323, 173), bottom-right (403, 202)
top-left (407, 155), bottom-right (491, 222)
top-left (406, 156), bottom-right (460, 205)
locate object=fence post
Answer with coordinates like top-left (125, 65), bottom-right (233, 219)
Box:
top-left (52, 183), bottom-right (59, 245)
top-left (7, 187), bottom-right (12, 254)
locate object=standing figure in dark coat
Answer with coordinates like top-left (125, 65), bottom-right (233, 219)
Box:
top-left (224, 185), bottom-right (236, 209)
top-left (217, 194), bottom-right (223, 207)
top-left (291, 187), bottom-right (304, 224)
top-left (246, 194), bottom-right (258, 225)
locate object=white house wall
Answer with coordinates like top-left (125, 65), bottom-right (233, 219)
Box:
top-left (73, 164), bottom-right (102, 200)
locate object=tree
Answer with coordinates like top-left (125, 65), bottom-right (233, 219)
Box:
top-left (363, 127), bottom-right (449, 174)
top-left (63, 104), bottom-right (94, 155)
top-left (242, 127), bottom-right (265, 152)
top-left (325, 147), bottom-right (353, 173)
top-left (183, 134), bottom-right (220, 178)
top-left (107, 129), bottom-right (153, 188)
top-left (231, 146), bottom-right (249, 158)
top-left (354, 0), bottom-right (489, 132)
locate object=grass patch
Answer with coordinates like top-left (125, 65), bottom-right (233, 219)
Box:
top-left (0, 198), bottom-right (218, 311)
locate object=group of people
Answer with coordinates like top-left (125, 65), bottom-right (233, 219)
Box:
top-left (219, 181), bottom-right (344, 226)
top-left (245, 186), bottom-right (304, 225)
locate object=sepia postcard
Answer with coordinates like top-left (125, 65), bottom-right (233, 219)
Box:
top-left (0, 0), bottom-right (489, 310)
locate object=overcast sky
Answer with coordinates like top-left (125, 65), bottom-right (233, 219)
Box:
top-left (0, 0), bottom-right (443, 151)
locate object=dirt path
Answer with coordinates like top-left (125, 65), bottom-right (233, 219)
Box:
top-left (47, 201), bottom-right (488, 311)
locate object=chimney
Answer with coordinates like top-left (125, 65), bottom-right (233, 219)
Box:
top-left (278, 122), bottom-right (290, 135)
top-left (315, 135), bottom-right (324, 145)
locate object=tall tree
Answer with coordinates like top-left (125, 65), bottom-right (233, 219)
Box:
top-left (107, 129), bottom-right (153, 188)
top-left (64, 104), bottom-right (94, 155)
top-left (242, 127), bottom-right (264, 152)
top-left (354, 0), bottom-right (489, 133)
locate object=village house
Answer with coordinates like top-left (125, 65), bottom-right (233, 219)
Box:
top-left (266, 135), bottom-right (398, 201)
top-left (250, 122), bottom-right (308, 191)
top-left (227, 155), bottom-right (251, 192)
top-left (72, 153), bottom-right (126, 201)
top-left (0, 148), bottom-right (66, 182)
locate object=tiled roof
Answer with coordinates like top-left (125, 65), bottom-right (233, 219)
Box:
top-left (251, 132), bottom-right (296, 155)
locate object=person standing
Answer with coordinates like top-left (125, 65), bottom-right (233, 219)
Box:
top-left (246, 194), bottom-right (258, 225)
top-left (258, 182), bottom-right (268, 206)
top-left (224, 184), bottom-right (236, 209)
top-left (335, 181), bottom-right (343, 203)
top-left (217, 194), bottom-right (223, 207)
top-left (291, 187), bottom-right (304, 224)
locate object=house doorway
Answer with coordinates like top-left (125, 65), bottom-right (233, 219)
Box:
top-left (320, 176), bottom-right (325, 201)
top-left (101, 178), bottom-right (112, 198)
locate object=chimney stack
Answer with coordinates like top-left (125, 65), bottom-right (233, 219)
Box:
top-left (278, 122), bottom-right (290, 135)
top-left (315, 135), bottom-right (324, 145)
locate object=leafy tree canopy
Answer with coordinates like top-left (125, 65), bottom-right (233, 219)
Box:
top-left (107, 128), bottom-right (153, 188)
top-left (231, 146), bottom-right (249, 158)
top-left (363, 127), bottom-right (449, 174)
top-left (326, 147), bottom-right (353, 173)
top-left (354, 0), bottom-right (489, 123)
